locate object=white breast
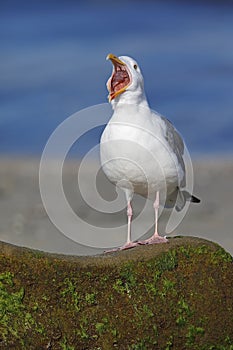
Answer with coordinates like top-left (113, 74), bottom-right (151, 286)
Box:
top-left (100, 105), bottom-right (183, 199)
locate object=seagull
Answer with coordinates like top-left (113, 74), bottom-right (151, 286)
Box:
top-left (100, 53), bottom-right (200, 252)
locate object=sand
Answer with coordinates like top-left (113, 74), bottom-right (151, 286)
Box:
top-left (0, 157), bottom-right (232, 256)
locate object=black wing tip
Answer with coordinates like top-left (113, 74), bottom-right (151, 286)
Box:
top-left (191, 195), bottom-right (201, 203)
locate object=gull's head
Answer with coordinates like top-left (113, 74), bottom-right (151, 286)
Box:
top-left (106, 53), bottom-right (147, 106)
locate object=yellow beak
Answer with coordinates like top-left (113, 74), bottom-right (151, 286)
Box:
top-left (106, 53), bottom-right (130, 102)
top-left (106, 53), bottom-right (126, 66)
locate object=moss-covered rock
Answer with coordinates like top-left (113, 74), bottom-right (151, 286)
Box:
top-left (0, 237), bottom-right (232, 350)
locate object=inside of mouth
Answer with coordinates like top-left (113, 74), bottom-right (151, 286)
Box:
top-left (111, 65), bottom-right (130, 94)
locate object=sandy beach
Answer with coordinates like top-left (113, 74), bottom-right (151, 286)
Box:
top-left (0, 157), bottom-right (232, 256)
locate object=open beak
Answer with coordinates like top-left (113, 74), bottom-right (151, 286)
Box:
top-left (106, 53), bottom-right (131, 102)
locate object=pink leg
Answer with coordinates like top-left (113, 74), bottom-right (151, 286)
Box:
top-left (105, 201), bottom-right (139, 253)
top-left (138, 191), bottom-right (168, 245)
top-left (126, 201), bottom-right (133, 243)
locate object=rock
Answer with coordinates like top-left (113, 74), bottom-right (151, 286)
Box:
top-left (0, 237), bottom-right (232, 350)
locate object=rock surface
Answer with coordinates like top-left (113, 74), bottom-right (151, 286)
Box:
top-left (0, 237), bottom-right (232, 350)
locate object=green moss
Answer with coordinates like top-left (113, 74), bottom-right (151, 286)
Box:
top-left (149, 249), bottom-right (178, 273)
top-left (198, 336), bottom-right (233, 350)
top-left (177, 244), bottom-right (233, 265)
top-left (159, 277), bottom-right (177, 298)
top-left (0, 237), bottom-right (232, 349)
top-left (112, 263), bottom-right (137, 297)
top-left (211, 247), bottom-right (233, 264)
top-left (120, 263), bottom-right (137, 288)
top-left (0, 271), bottom-right (44, 347)
top-left (141, 304), bottom-right (154, 318)
top-left (95, 317), bottom-right (109, 335)
top-left (60, 337), bottom-right (75, 350)
top-left (76, 316), bottom-right (90, 340)
top-left (61, 277), bottom-right (80, 312)
top-left (175, 298), bottom-right (193, 328)
top-left (185, 325), bottom-right (205, 347)
top-left (85, 292), bottom-right (97, 305)
top-left (128, 340), bottom-right (148, 350)
top-left (0, 272), bottom-right (24, 341)
top-left (165, 335), bottom-right (174, 350)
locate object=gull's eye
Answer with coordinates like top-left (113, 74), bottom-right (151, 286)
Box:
top-left (133, 64), bottom-right (138, 70)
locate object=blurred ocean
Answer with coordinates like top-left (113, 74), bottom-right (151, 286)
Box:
top-left (1, 0), bottom-right (233, 157)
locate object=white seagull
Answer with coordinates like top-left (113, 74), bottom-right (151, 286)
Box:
top-left (100, 53), bottom-right (200, 251)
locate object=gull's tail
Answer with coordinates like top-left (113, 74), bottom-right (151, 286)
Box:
top-left (175, 189), bottom-right (201, 212)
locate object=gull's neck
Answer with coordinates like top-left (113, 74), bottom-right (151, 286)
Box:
top-left (111, 90), bottom-right (150, 111)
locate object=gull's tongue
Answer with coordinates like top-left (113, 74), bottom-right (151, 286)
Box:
top-left (112, 70), bottom-right (129, 92)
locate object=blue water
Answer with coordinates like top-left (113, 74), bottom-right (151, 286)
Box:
top-left (1, 0), bottom-right (233, 157)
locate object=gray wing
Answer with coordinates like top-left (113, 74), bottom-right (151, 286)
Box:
top-left (160, 116), bottom-right (201, 210)
top-left (160, 115), bottom-right (186, 187)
